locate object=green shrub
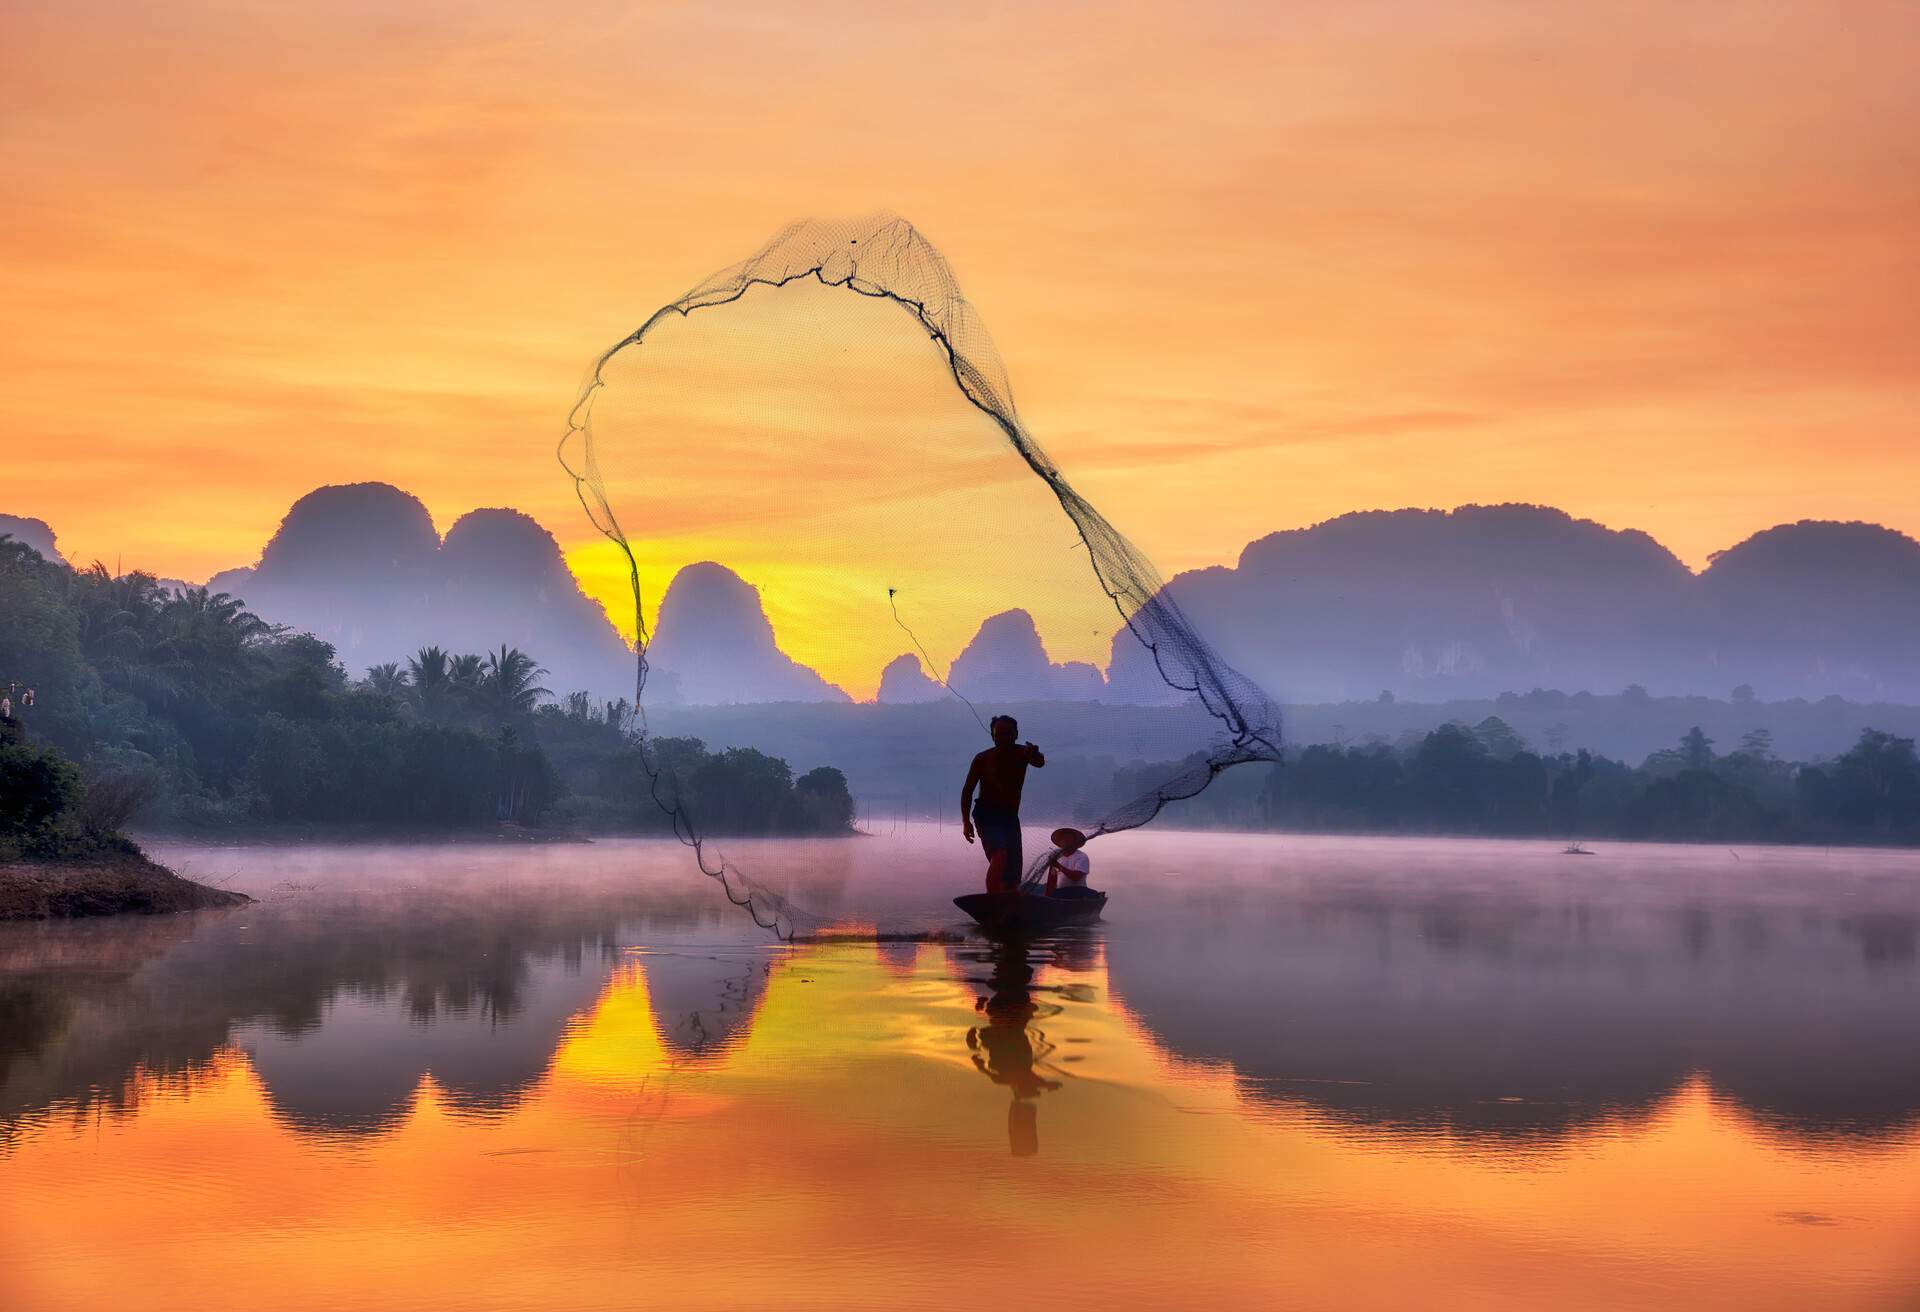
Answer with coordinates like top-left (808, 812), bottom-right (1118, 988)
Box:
top-left (0, 739), bottom-right (84, 856)
top-left (794, 766), bottom-right (856, 832)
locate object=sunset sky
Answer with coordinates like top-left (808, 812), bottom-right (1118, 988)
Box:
top-left (4, 1), bottom-right (1917, 673)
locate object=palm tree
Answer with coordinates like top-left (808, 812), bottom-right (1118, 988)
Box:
top-left (69, 563), bottom-right (165, 669)
top-left (446, 652), bottom-right (487, 718)
top-left (159, 586), bottom-right (270, 688)
top-left (408, 646), bottom-right (452, 716)
top-left (482, 646), bottom-right (550, 716)
top-left (67, 565), bottom-right (196, 705)
top-left (163, 585), bottom-right (266, 639)
top-left (365, 662), bottom-right (410, 698)
top-left (408, 646), bottom-right (449, 685)
top-left (449, 653), bottom-right (486, 692)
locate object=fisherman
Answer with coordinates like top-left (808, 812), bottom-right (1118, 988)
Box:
top-left (1043, 827), bottom-right (1099, 899)
top-left (960, 715), bottom-right (1045, 894)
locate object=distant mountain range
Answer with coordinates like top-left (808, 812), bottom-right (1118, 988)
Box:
top-left (205, 483), bottom-right (637, 700)
top-left (9, 492), bottom-right (1919, 705)
top-left (1111, 505), bottom-right (1920, 704)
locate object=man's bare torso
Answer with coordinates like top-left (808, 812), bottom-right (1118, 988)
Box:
top-left (970, 743), bottom-right (1039, 811)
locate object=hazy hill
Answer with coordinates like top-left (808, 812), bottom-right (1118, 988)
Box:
top-left (948, 609), bottom-right (1106, 703)
top-left (253, 481), bottom-right (440, 585)
top-left (644, 562), bottom-right (849, 705)
top-left (0, 514), bottom-right (61, 562)
top-left (876, 653), bottom-right (944, 704)
top-left (210, 483), bottom-right (634, 699)
top-left (22, 489), bottom-right (1920, 707)
top-left (1699, 521), bottom-right (1920, 702)
top-left (1110, 506), bottom-right (1920, 704)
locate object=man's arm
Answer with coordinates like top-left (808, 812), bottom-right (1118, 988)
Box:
top-left (960, 755), bottom-right (981, 841)
top-left (1025, 742), bottom-right (1046, 768)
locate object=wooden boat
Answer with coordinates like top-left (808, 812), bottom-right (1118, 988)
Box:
top-left (954, 891), bottom-right (1107, 937)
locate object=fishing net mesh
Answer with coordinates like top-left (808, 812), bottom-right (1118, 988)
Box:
top-left (561, 214), bottom-right (1281, 938)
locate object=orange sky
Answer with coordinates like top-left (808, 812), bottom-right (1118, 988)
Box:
top-left (4, 1), bottom-right (1917, 638)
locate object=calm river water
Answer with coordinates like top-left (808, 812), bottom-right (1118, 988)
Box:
top-left (3, 829), bottom-right (1919, 1310)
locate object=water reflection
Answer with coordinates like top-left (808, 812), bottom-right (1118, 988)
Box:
top-left (4, 835), bottom-right (1920, 1309)
top-left (3, 834), bottom-right (1920, 1153)
top-left (1103, 853), bottom-right (1920, 1144)
top-left (961, 942), bottom-right (1060, 1155)
top-left (631, 948), bottom-right (772, 1067)
top-left (0, 846), bottom-right (746, 1143)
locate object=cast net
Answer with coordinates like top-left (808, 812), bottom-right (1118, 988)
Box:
top-left (560, 214), bottom-right (1281, 938)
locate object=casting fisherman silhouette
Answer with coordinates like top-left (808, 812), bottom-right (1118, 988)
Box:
top-left (960, 714), bottom-right (1045, 894)
top-left (560, 215), bottom-right (1286, 938)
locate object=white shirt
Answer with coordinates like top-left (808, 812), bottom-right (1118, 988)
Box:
top-left (1055, 851), bottom-right (1090, 886)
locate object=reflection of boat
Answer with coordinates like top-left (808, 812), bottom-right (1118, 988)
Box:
top-left (955, 892), bottom-right (1106, 937)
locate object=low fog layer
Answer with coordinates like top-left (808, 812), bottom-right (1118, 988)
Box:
top-left (8, 835), bottom-right (1919, 1146)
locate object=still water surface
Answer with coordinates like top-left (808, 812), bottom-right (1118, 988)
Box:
top-left (3, 830), bottom-right (1919, 1309)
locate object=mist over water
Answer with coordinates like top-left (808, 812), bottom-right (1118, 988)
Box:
top-left (3, 831), bottom-right (1919, 1308)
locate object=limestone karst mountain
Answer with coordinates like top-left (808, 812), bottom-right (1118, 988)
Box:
top-left (947, 609), bottom-right (1107, 703)
top-left (1107, 506), bottom-right (1920, 704)
top-left (208, 483), bottom-right (634, 700)
top-left (875, 653), bottom-right (945, 704)
top-left (643, 562), bottom-right (850, 706)
top-left (22, 491), bottom-right (1920, 706)
top-left (1698, 520), bottom-right (1920, 701)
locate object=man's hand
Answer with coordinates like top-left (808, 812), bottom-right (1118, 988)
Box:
top-left (1024, 741), bottom-right (1045, 766)
top-left (962, 821), bottom-right (976, 844)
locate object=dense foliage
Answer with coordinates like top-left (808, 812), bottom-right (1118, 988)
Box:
top-left (534, 691), bottom-right (857, 835)
top-left (1144, 717), bottom-right (1920, 844)
top-left (0, 537), bottom-right (854, 835)
top-left (0, 718), bottom-right (143, 859)
top-left (0, 725), bottom-right (83, 857)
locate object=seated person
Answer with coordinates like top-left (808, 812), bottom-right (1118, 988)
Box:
top-left (1044, 827), bottom-right (1100, 899)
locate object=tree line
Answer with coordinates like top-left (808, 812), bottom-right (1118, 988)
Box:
top-left (0, 536), bottom-right (854, 844)
top-left (1129, 716), bottom-right (1920, 844)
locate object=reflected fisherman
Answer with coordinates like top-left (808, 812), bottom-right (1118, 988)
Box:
top-left (960, 715), bottom-right (1046, 894)
top-left (965, 941), bottom-right (1061, 1156)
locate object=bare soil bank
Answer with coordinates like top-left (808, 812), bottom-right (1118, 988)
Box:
top-left (0, 849), bottom-right (251, 920)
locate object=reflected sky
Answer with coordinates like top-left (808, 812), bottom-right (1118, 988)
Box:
top-left (3, 832), bottom-right (1919, 1309)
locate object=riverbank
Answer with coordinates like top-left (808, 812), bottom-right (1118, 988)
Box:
top-left (0, 848), bottom-right (251, 920)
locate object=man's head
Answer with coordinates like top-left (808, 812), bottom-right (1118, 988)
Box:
top-left (1050, 826), bottom-right (1087, 853)
top-left (989, 715), bottom-right (1019, 747)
